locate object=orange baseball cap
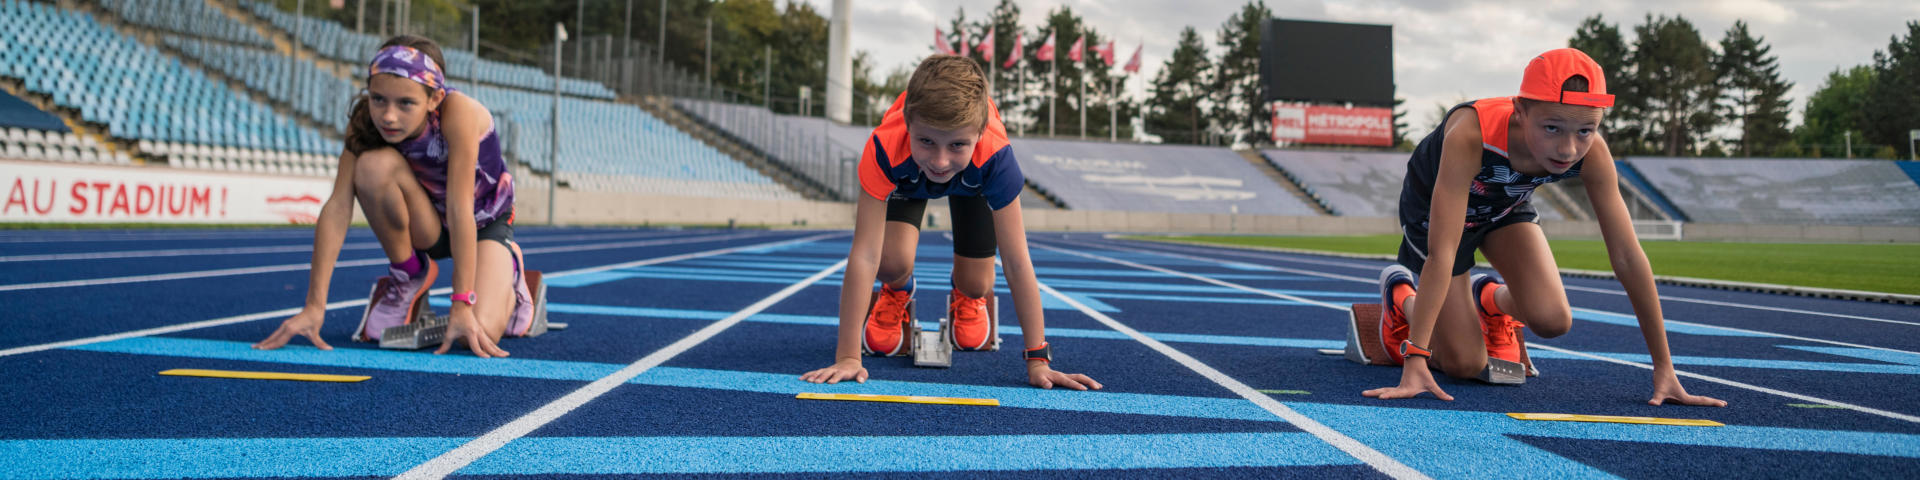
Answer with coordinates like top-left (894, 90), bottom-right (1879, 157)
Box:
top-left (1519, 48), bottom-right (1614, 108)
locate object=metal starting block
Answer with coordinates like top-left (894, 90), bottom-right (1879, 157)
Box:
top-left (1479, 357), bottom-right (1527, 385)
top-left (911, 316), bottom-right (950, 368)
top-left (914, 292), bottom-right (1000, 368)
top-left (1343, 303), bottom-right (1536, 384)
top-left (375, 270), bottom-right (553, 350)
top-left (1343, 304), bottom-right (1395, 366)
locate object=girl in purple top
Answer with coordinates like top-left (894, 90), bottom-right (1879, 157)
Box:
top-left (256, 35), bottom-right (533, 358)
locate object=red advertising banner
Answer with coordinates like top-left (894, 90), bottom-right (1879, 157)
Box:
top-left (1270, 103), bottom-right (1393, 147)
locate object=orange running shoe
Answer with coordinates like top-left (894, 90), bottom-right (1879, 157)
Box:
top-left (1473, 274), bottom-right (1526, 364)
top-left (862, 283), bottom-right (913, 356)
top-left (948, 289), bottom-right (996, 351)
top-left (1378, 264), bottom-right (1417, 364)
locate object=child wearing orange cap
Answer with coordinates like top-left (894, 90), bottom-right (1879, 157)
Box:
top-left (1358, 48), bottom-right (1725, 406)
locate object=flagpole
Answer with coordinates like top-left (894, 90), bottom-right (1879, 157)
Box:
top-left (1049, 33), bottom-right (1056, 138)
top-left (1018, 62), bottom-right (1026, 135)
top-left (1078, 30), bottom-right (1086, 140)
top-left (1110, 75), bottom-right (1117, 142)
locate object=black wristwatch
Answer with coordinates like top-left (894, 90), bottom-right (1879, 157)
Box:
top-left (1024, 342), bottom-right (1052, 363)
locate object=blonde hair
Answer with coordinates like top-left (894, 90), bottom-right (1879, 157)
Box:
top-left (904, 55), bottom-right (988, 131)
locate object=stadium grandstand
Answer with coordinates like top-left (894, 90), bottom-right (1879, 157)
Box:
top-left (3, 0), bottom-right (1916, 238)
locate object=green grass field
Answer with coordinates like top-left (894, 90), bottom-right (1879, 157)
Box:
top-left (1127, 235), bottom-right (1920, 296)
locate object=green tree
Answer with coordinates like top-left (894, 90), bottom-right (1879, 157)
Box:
top-left (1628, 14), bottom-right (1720, 156)
top-left (1716, 21), bottom-right (1793, 156)
top-left (1795, 66), bottom-right (1875, 157)
top-left (1568, 14), bottom-right (1635, 152)
top-left (1391, 95), bottom-right (1410, 149)
top-left (1145, 26), bottom-right (1210, 144)
top-left (1031, 7), bottom-right (1105, 138)
top-left (1209, 0), bottom-right (1270, 146)
top-left (1864, 21), bottom-right (1920, 159)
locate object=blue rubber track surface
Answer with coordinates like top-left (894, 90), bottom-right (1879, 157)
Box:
top-left (1, 227), bottom-right (1916, 479)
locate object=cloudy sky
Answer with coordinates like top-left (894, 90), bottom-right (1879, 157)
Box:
top-left (796, 0), bottom-right (1919, 135)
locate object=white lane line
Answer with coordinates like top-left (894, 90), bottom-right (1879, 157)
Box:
top-left (1561, 284), bottom-right (1920, 327)
top-left (0, 232), bottom-right (844, 358)
top-left (0, 231), bottom-right (776, 292)
top-left (1529, 343), bottom-right (1920, 423)
top-left (1025, 244), bottom-right (1428, 480)
top-left (1112, 239), bottom-right (1920, 332)
top-left (0, 229), bottom-right (701, 263)
top-left (396, 259), bottom-right (848, 480)
top-left (1052, 238), bottom-right (1920, 425)
top-left (1083, 238), bottom-right (1920, 356)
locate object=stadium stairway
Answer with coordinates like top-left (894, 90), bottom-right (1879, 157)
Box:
top-left (1538, 182), bottom-right (1593, 221)
top-left (0, 80), bottom-right (131, 164)
top-left (638, 96), bottom-right (839, 202)
top-left (1238, 149), bottom-right (1333, 216)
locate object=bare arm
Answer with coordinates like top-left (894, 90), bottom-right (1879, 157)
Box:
top-left (254, 148), bottom-right (358, 350)
top-left (1366, 108), bottom-right (1480, 401)
top-left (1583, 138), bottom-right (1725, 407)
top-left (992, 198), bottom-right (1045, 350)
top-left (835, 194), bottom-right (890, 364)
top-left (797, 193), bottom-right (889, 383)
top-left (304, 149), bottom-right (360, 310)
top-left (994, 199), bottom-right (1099, 390)
top-left (1408, 109), bottom-right (1484, 351)
top-left (434, 92), bottom-right (509, 357)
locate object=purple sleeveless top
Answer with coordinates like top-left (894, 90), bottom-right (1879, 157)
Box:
top-left (394, 97), bottom-right (513, 227)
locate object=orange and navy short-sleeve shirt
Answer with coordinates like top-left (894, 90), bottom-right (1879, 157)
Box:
top-left (857, 91), bottom-right (1025, 210)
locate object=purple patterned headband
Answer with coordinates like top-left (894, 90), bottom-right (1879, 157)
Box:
top-left (368, 45), bottom-right (445, 93)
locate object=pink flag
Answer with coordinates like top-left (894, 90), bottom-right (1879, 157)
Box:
top-left (1034, 32), bottom-right (1055, 61)
top-left (1093, 40), bottom-right (1115, 66)
top-left (1068, 36), bottom-right (1084, 62)
top-left (1003, 32), bottom-right (1024, 69)
top-left (934, 28), bottom-right (956, 55)
top-left (977, 27), bottom-right (995, 62)
top-left (1123, 43), bottom-right (1143, 73)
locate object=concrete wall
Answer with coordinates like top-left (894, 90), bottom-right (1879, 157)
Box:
top-left (520, 184), bottom-right (1920, 243)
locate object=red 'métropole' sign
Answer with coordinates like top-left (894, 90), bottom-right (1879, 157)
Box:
top-left (1271, 103), bottom-right (1393, 147)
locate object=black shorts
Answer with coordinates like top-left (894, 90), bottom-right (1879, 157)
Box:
top-left (1397, 204), bottom-right (1538, 277)
top-left (424, 208), bottom-right (516, 260)
top-left (885, 195), bottom-right (997, 259)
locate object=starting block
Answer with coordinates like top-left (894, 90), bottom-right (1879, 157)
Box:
top-left (1342, 303), bottom-right (1536, 385)
top-left (912, 292), bottom-right (1002, 368)
top-left (376, 269), bottom-right (552, 350)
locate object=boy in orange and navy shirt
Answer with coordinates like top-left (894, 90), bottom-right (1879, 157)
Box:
top-left (800, 55), bottom-right (1100, 390)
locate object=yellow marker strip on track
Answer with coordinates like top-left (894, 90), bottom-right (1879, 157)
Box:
top-left (797, 392), bottom-right (998, 406)
top-left (159, 369), bottom-right (371, 383)
top-left (1507, 412), bottom-right (1722, 427)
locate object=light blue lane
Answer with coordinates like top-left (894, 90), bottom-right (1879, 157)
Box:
top-left (1569, 310), bottom-right (1770, 337)
top-left (684, 260), bottom-right (1319, 281)
top-left (465, 432), bottom-right (1353, 475)
top-left (0, 438), bottom-right (463, 480)
top-left (0, 432), bottom-right (1355, 479)
top-left (1286, 402), bottom-right (1920, 480)
top-left (415, 301), bottom-right (1920, 376)
top-left (65, 337), bottom-right (1283, 423)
